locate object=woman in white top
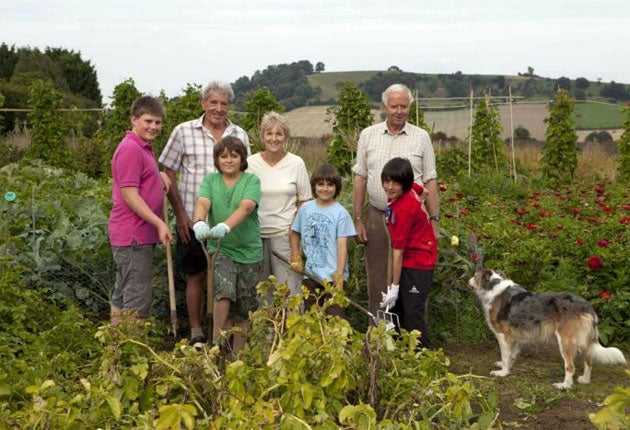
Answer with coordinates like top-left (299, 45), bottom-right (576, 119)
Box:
top-left (248, 111), bottom-right (312, 298)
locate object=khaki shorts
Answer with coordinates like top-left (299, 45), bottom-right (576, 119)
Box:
top-left (213, 253), bottom-right (262, 322)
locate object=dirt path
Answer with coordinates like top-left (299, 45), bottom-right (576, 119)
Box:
top-left (443, 340), bottom-right (628, 429)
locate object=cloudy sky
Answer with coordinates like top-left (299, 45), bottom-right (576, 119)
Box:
top-left (2, 0), bottom-right (629, 103)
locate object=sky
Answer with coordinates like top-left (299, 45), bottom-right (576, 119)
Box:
top-left (2, 0), bottom-right (629, 104)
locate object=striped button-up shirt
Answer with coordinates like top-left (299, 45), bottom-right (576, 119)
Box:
top-left (158, 114), bottom-right (250, 217)
top-left (352, 121), bottom-right (437, 211)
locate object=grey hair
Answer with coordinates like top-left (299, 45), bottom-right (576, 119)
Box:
top-left (202, 80), bottom-right (234, 103)
top-left (381, 84), bottom-right (413, 105)
top-left (259, 111), bottom-right (291, 140)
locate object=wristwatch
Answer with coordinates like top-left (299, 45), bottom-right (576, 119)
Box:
top-left (429, 215), bottom-right (440, 222)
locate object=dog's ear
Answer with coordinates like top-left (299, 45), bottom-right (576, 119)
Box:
top-left (482, 268), bottom-right (493, 283)
top-left (497, 270), bottom-right (507, 279)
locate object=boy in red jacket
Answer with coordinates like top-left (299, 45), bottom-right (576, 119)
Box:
top-left (379, 157), bottom-right (437, 349)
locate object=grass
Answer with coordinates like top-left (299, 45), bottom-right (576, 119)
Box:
top-left (308, 71), bottom-right (379, 101)
top-left (574, 101), bottom-right (625, 129)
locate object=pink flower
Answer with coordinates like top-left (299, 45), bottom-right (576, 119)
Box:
top-left (587, 256), bottom-right (602, 271)
top-left (459, 209), bottom-right (469, 216)
top-left (597, 239), bottom-right (609, 248)
top-left (598, 291), bottom-right (612, 300)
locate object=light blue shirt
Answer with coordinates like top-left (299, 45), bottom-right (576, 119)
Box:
top-left (291, 200), bottom-right (356, 282)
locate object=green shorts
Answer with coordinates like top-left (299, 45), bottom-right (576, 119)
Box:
top-left (213, 253), bottom-right (262, 322)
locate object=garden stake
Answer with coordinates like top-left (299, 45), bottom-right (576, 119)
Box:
top-left (271, 251), bottom-right (395, 330)
top-left (163, 196), bottom-right (177, 339)
top-left (201, 239), bottom-right (221, 344)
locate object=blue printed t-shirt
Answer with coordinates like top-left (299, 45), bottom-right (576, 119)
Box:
top-left (198, 172), bottom-right (262, 264)
top-left (291, 200), bottom-right (356, 282)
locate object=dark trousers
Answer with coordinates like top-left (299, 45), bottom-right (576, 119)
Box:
top-left (391, 268), bottom-right (434, 349)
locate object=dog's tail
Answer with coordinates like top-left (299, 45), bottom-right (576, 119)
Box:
top-left (588, 342), bottom-right (626, 366)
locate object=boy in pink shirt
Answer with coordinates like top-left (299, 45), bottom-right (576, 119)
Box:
top-left (109, 96), bottom-right (172, 324)
top-left (379, 157), bottom-right (437, 349)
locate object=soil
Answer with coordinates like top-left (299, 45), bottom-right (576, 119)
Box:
top-left (443, 339), bottom-right (628, 429)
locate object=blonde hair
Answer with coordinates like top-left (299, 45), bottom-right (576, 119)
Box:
top-left (259, 111), bottom-right (291, 140)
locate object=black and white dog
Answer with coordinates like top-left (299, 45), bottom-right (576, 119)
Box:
top-left (468, 269), bottom-right (626, 389)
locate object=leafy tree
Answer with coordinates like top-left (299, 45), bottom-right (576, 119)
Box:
top-left (26, 79), bottom-right (73, 168)
top-left (574, 89), bottom-right (587, 101)
top-left (315, 61), bottom-right (325, 73)
top-left (12, 48), bottom-right (68, 91)
top-left (240, 88), bottom-right (285, 153)
top-left (540, 89), bottom-right (579, 186)
top-left (388, 65), bottom-right (402, 72)
top-left (326, 82), bottom-right (373, 176)
top-left (97, 78), bottom-right (141, 175)
top-left (527, 66), bottom-right (535, 76)
top-left (45, 47), bottom-right (102, 105)
top-left (0, 43), bottom-right (18, 79)
top-left (514, 125), bottom-right (531, 140)
top-left (575, 77), bottom-right (590, 90)
top-left (616, 105), bottom-right (630, 183)
top-left (469, 94), bottom-right (506, 173)
top-left (556, 76), bottom-right (571, 90)
top-left (585, 130), bottom-right (613, 143)
top-left (232, 60), bottom-right (317, 110)
top-left (600, 81), bottom-right (630, 101)
top-left (152, 83), bottom-right (204, 156)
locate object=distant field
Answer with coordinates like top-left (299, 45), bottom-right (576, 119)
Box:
top-left (574, 101), bottom-right (625, 129)
top-left (285, 102), bottom-right (624, 141)
top-left (308, 71), bottom-right (379, 101)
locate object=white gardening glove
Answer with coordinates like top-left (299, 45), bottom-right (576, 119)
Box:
top-left (209, 222), bottom-right (231, 239)
top-left (379, 284), bottom-right (399, 309)
top-left (192, 221), bottom-right (211, 241)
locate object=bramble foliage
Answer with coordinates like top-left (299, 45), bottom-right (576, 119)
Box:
top-left (26, 80), bottom-right (73, 169)
top-left (437, 174), bottom-right (630, 344)
top-left (469, 94), bottom-right (506, 174)
top-left (2, 278), bottom-right (498, 428)
top-left (96, 78), bottom-right (141, 175)
top-left (239, 87), bottom-right (286, 154)
top-left (153, 83), bottom-right (204, 156)
top-left (589, 370), bottom-right (630, 429)
top-left (616, 105), bottom-right (630, 183)
top-left (326, 83), bottom-right (373, 176)
top-left (540, 89), bottom-right (579, 187)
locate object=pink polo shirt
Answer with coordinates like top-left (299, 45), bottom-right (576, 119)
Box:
top-left (108, 131), bottom-right (164, 246)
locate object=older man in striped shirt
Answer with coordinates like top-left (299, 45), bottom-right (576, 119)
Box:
top-left (159, 80), bottom-right (249, 344)
top-left (352, 83), bottom-right (440, 318)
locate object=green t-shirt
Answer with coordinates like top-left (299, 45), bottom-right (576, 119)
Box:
top-left (198, 172), bottom-right (262, 263)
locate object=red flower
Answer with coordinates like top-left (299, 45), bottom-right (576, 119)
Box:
top-left (439, 184), bottom-right (448, 191)
top-left (444, 213), bottom-right (454, 218)
top-left (576, 238), bottom-right (584, 246)
top-left (548, 232), bottom-right (559, 239)
top-left (597, 239), bottom-right (609, 248)
top-left (459, 209), bottom-right (469, 216)
top-left (555, 225), bottom-right (564, 230)
top-left (526, 224), bottom-right (538, 231)
top-left (539, 210), bottom-right (552, 217)
top-left (471, 252), bottom-right (478, 264)
top-left (587, 256), bottom-right (602, 271)
top-left (572, 208), bottom-right (581, 215)
top-left (598, 291), bottom-right (612, 300)
top-left (515, 209), bottom-right (529, 215)
top-left (620, 215), bottom-right (630, 225)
